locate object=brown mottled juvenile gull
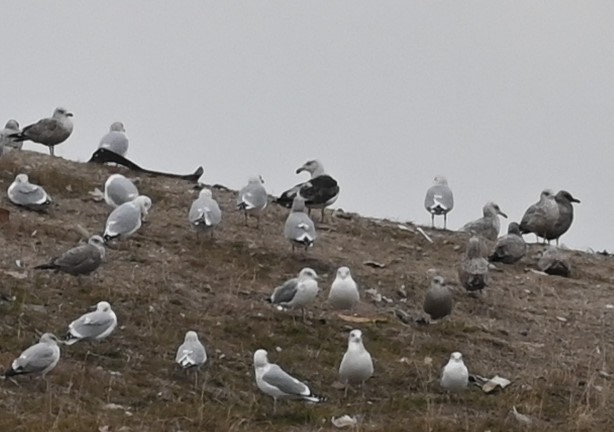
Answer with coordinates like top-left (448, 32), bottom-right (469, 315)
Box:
top-left (328, 266), bottom-right (360, 310)
top-left (10, 107), bottom-right (73, 156)
top-left (538, 246), bottom-right (571, 277)
top-left (253, 349), bottom-right (324, 414)
top-left (423, 275), bottom-right (453, 320)
top-left (544, 190), bottom-right (580, 245)
top-left (98, 121), bottom-right (129, 156)
top-left (284, 196), bottom-right (317, 251)
top-left (35, 235), bottom-right (106, 276)
top-left (519, 189), bottom-right (559, 242)
top-left (489, 222), bottom-right (527, 264)
top-left (440, 352), bottom-right (469, 392)
top-left (458, 236), bottom-right (489, 292)
top-left (339, 329), bottom-right (374, 397)
top-left (424, 175), bottom-right (454, 229)
top-left (7, 173), bottom-right (52, 212)
top-left (4, 333), bottom-right (61, 379)
top-left (460, 202), bottom-right (507, 241)
top-left (64, 301), bottom-right (117, 345)
top-left (236, 175), bottom-right (267, 227)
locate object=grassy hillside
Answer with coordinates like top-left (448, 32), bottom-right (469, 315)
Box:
top-left (0, 151), bottom-right (613, 431)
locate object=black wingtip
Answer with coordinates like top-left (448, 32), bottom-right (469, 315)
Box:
top-left (4, 368), bottom-right (18, 378)
top-left (33, 263), bottom-right (54, 270)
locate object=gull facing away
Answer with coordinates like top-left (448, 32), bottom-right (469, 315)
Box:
top-left (98, 121), bottom-right (129, 156)
top-left (276, 160), bottom-right (340, 222)
top-left (0, 119), bottom-right (22, 154)
top-left (9, 107), bottom-right (73, 156)
top-left (538, 246), bottom-right (571, 277)
top-left (176, 331), bottom-right (207, 369)
top-left (519, 189), bottom-right (559, 243)
top-left (267, 268), bottom-right (320, 320)
top-left (423, 275), bottom-right (453, 321)
top-left (104, 174), bottom-right (139, 208)
top-left (7, 173), bottom-right (53, 212)
top-left (34, 235), bottom-right (106, 276)
top-left (253, 349), bottom-right (325, 414)
top-left (458, 236), bottom-right (489, 292)
top-left (4, 333), bottom-right (61, 379)
top-left (189, 188), bottom-right (222, 238)
top-left (236, 175), bottom-right (268, 227)
top-left (284, 196), bottom-right (317, 251)
top-left (424, 176), bottom-right (454, 229)
top-left (489, 222), bottom-right (527, 264)
top-left (328, 266), bottom-right (360, 310)
top-left (103, 195), bottom-right (152, 242)
top-left (440, 352), bottom-right (469, 392)
top-left (339, 329), bottom-right (374, 398)
top-left (544, 190), bottom-right (580, 246)
top-left (64, 301), bottom-right (117, 345)
top-left (460, 202), bottom-right (507, 242)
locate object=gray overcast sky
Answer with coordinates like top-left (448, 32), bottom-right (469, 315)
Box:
top-left (2, 1), bottom-right (613, 250)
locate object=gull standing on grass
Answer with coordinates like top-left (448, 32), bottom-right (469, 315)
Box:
top-left (423, 275), bottom-right (453, 321)
top-left (0, 119), bottom-right (22, 154)
top-left (103, 195), bottom-right (152, 242)
top-left (9, 107), bottom-right (73, 156)
top-left (104, 174), bottom-right (139, 208)
top-left (424, 175), bottom-right (454, 229)
top-left (34, 235), bottom-right (106, 276)
top-left (189, 188), bottom-right (222, 238)
top-left (328, 266), bottom-right (360, 310)
top-left (338, 329), bottom-right (374, 398)
top-left (4, 333), bottom-right (61, 379)
top-left (98, 121), bottom-right (129, 156)
top-left (284, 196), bottom-right (316, 251)
top-left (267, 268), bottom-right (320, 320)
top-left (253, 349), bottom-right (325, 414)
top-left (440, 352), bottom-right (469, 392)
top-left (175, 330), bottom-right (208, 386)
top-left (64, 301), bottom-right (117, 345)
top-left (7, 173), bottom-right (52, 212)
top-left (236, 175), bottom-right (267, 227)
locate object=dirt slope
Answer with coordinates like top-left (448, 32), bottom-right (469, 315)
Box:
top-left (0, 151), bottom-right (613, 432)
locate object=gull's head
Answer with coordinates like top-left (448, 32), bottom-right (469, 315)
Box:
top-left (5, 119), bottom-right (19, 130)
top-left (507, 222), bottom-right (522, 235)
top-left (433, 175), bottom-right (448, 186)
top-left (248, 175), bottom-right (264, 184)
top-left (88, 235), bottom-right (106, 248)
top-left (15, 173), bottom-right (29, 183)
top-left (432, 275), bottom-right (445, 286)
top-left (540, 189), bottom-right (555, 199)
top-left (299, 267), bottom-right (318, 280)
top-left (291, 195), bottom-right (307, 212)
top-left (96, 301), bottom-right (112, 312)
top-left (296, 160), bottom-right (324, 176)
top-left (53, 107), bottom-right (73, 118)
top-left (185, 330), bottom-right (199, 342)
top-left (253, 349), bottom-right (269, 367)
top-left (556, 190), bottom-right (580, 204)
top-left (134, 195), bottom-right (152, 214)
top-left (199, 188), bottom-right (213, 199)
top-left (483, 202), bottom-right (507, 219)
top-left (110, 121), bottom-right (125, 132)
top-left (348, 329), bottom-right (363, 344)
top-left (450, 351), bottom-right (464, 363)
top-left (336, 266), bottom-right (351, 279)
top-left (40, 333), bottom-right (59, 344)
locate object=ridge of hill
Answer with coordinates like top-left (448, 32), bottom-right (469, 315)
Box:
top-left (0, 151), bottom-right (613, 431)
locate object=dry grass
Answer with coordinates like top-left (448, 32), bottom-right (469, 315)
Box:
top-left (0, 150), bottom-right (613, 431)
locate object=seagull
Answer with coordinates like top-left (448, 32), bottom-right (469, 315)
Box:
top-left (103, 195), bottom-right (152, 242)
top-left (98, 121), bottom-right (129, 156)
top-left (544, 190), bottom-right (580, 246)
top-left (0, 119), bottom-right (22, 154)
top-left (175, 330), bottom-right (208, 386)
top-left (328, 266), bottom-right (360, 310)
top-left (236, 175), bottom-right (267, 227)
top-left (276, 160), bottom-right (340, 222)
top-left (267, 268), bottom-right (320, 320)
top-left (538, 246), bottom-right (571, 277)
top-left (519, 189), bottom-right (559, 243)
top-left (440, 352), bottom-right (469, 392)
top-left (34, 235), bottom-right (106, 276)
top-left (4, 333), bottom-right (61, 379)
top-left (489, 222), bottom-right (527, 264)
top-left (284, 196), bottom-right (317, 251)
top-left (338, 329), bottom-right (374, 398)
top-left (458, 236), bottom-right (489, 292)
top-left (423, 275), bottom-right (453, 321)
top-left (7, 173), bottom-right (53, 212)
top-left (424, 176), bottom-right (454, 229)
top-left (64, 301), bottom-right (117, 345)
top-left (9, 107), bottom-right (73, 156)
top-left (460, 202), bottom-right (507, 242)
top-left (189, 188), bottom-right (222, 238)
top-left (104, 174), bottom-right (139, 208)
top-left (253, 349), bottom-right (325, 414)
